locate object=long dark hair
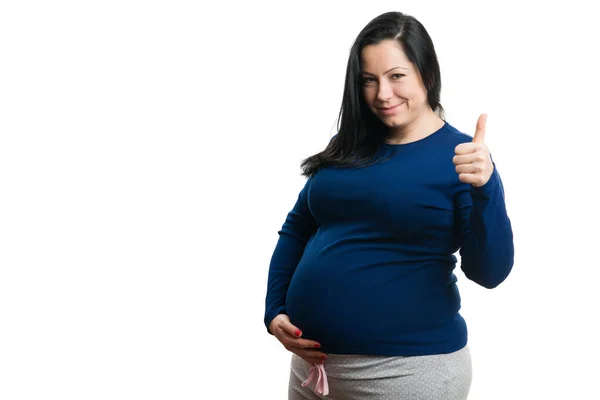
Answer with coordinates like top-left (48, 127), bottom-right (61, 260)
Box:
top-left (301, 11), bottom-right (444, 177)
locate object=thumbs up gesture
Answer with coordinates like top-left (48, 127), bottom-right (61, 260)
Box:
top-left (453, 114), bottom-right (494, 187)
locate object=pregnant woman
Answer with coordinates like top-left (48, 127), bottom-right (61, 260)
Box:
top-left (264, 11), bottom-right (514, 400)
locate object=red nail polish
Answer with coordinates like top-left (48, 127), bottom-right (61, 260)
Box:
top-left (314, 344), bottom-right (321, 348)
top-left (321, 355), bottom-right (327, 359)
top-left (295, 329), bottom-right (302, 337)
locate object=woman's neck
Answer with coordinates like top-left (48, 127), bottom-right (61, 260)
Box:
top-left (385, 110), bottom-right (445, 145)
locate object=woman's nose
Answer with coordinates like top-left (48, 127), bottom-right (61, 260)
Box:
top-left (376, 81), bottom-right (393, 102)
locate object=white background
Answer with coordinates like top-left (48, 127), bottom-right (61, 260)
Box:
top-left (1, 1), bottom-right (598, 399)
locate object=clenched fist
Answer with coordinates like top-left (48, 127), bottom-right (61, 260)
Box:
top-left (453, 114), bottom-right (494, 187)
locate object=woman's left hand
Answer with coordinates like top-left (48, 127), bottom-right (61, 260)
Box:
top-left (453, 114), bottom-right (494, 187)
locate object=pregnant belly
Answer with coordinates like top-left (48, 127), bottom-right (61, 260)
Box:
top-left (285, 258), bottom-right (461, 352)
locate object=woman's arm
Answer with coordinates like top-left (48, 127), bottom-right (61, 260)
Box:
top-left (264, 177), bottom-right (318, 333)
top-left (455, 165), bottom-right (515, 288)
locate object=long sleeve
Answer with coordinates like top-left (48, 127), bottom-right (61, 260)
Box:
top-left (455, 164), bottom-right (514, 289)
top-left (264, 177), bottom-right (319, 333)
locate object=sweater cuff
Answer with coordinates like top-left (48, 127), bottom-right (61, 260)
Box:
top-left (471, 164), bottom-right (499, 199)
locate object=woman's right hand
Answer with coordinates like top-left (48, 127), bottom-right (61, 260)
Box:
top-left (269, 314), bottom-right (328, 364)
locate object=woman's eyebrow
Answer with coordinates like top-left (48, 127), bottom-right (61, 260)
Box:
top-left (362, 66), bottom-right (409, 76)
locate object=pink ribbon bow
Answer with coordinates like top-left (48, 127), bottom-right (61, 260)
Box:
top-left (301, 362), bottom-right (329, 396)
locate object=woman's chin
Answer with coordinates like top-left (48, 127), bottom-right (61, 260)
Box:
top-left (381, 116), bottom-right (404, 128)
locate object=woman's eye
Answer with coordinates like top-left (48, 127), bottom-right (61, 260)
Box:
top-left (393, 74), bottom-right (405, 79)
top-left (362, 77), bottom-right (375, 85)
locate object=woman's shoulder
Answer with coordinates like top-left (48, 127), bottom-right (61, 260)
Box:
top-left (441, 121), bottom-right (475, 145)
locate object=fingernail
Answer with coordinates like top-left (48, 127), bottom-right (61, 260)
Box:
top-left (295, 329), bottom-right (302, 337)
top-left (314, 344), bottom-right (321, 348)
top-left (321, 355), bottom-right (327, 359)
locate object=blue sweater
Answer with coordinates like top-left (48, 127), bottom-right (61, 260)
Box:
top-left (264, 121), bottom-right (514, 356)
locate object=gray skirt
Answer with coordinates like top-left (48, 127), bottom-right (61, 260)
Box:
top-left (289, 345), bottom-right (472, 400)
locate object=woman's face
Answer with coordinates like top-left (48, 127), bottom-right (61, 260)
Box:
top-left (361, 40), bottom-right (430, 129)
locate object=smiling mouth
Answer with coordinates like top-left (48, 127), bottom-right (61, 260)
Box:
top-left (378, 102), bottom-right (404, 113)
